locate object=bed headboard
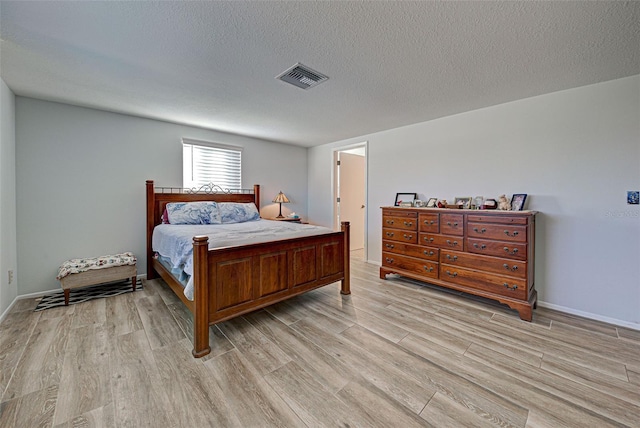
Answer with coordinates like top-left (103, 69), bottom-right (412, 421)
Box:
top-left (145, 180), bottom-right (260, 277)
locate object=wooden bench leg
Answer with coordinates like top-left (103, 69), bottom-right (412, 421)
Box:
top-left (64, 289), bottom-right (70, 306)
top-left (131, 276), bottom-right (137, 291)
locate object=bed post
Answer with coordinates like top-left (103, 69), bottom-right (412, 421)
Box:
top-left (192, 235), bottom-right (211, 358)
top-left (253, 184), bottom-right (260, 211)
top-left (341, 221), bottom-right (351, 295)
top-left (146, 180), bottom-right (156, 280)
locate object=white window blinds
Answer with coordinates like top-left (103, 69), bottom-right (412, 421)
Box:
top-left (182, 138), bottom-right (242, 190)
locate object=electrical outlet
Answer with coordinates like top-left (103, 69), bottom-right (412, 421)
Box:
top-left (8, 270), bottom-right (13, 284)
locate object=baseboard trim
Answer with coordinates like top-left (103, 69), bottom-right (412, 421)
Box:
top-left (537, 300), bottom-right (640, 331)
top-left (0, 296), bottom-right (19, 324)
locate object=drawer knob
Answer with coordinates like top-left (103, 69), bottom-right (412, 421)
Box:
top-left (445, 270), bottom-right (458, 278)
top-left (446, 240), bottom-right (458, 246)
top-left (473, 227), bottom-right (487, 233)
top-left (386, 232), bottom-right (394, 237)
top-left (447, 222), bottom-right (459, 227)
top-left (386, 219), bottom-right (394, 225)
top-left (473, 243), bottom-right (486, 250)
top-left (503, 263), bottom-right (518, 271)
top-left (503, 283), bottom-right (518, 290)
top-left (424, 237), bottom-right (434, 243)
top-left (403, 234), bottom-right (413, 240)
top-left (404, 221), bottom-right (413, 227)
top-left (424, 266), bottom-right (434, 272)
top-left (424, 220), bottom-right (434, 225)
top-left (504, 247), bottom-right (519, 255)
top-left (423, 250), bottom-right (434, 256)
top-left (504, 230), bottom-right (519, 237)
top-left (385, 257), bottom-right (394, 264)
top-left (385, 243), bottom-right (395, 249)
top-left (446, 254), bottom-right (458, 261)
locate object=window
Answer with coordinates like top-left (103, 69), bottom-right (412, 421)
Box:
top-left (182, 138), bottom-right (242, 190)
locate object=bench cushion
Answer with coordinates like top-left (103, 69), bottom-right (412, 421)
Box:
top-left (57, 252), bottom-right (137, 280)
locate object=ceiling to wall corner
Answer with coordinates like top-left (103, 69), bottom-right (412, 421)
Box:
top-left (1, 1), bottom-right (638, 147)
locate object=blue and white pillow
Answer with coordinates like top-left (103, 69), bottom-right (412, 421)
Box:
top-left (166, 202), bottom-right (221, 225)
top-left (218, 202), bottom-right (260, 224)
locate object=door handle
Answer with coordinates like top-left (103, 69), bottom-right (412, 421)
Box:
top-left (361, 205), bottom-right (365, 208)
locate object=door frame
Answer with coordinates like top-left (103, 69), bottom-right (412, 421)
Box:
top-left (333, 142), bottom-right (368, 260)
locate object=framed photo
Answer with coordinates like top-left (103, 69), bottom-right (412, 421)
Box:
top-left (511, 193), bottom-right (527, 211)
top-left (395, 193), bottom-right (417, 207)
top-left (454, 196), bottom-right (472, 209)
top-left (426, 197), bottom-right (438, 208)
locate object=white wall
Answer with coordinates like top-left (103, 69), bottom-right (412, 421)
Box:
top-left (16, 98), bottom-right (308, 296)
top-left (0, 79), bottom-right (18, 317)
top-left (309, 75), bottom-right (640, 328)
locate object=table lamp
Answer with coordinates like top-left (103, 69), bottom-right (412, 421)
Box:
top-left (272, 191), bottom-right (290, 218)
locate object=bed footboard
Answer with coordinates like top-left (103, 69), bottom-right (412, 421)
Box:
top-left (191, 222), bottom-right (350, 358)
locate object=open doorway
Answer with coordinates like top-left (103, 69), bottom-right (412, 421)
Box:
top-left (333, 143), bottom-right (367, 260)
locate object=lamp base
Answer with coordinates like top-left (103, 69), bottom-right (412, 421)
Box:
top-left (275, 215), bottom-right (284, 219)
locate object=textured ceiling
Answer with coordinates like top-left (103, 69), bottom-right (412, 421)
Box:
top-left (1, 1), bottom-right (639, 147)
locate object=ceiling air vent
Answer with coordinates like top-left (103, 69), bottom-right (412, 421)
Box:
top-left (276, 63), bottom-right (328, 90)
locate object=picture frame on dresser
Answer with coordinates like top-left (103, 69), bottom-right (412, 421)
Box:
top-left (454, 196), bottom-right (472, 209)
top-left (511, 193), bottom-right (527, 211)
top-left (395, 193), bottom-right (417, 207)
top-left (426, 198), bottom-right (438, 208)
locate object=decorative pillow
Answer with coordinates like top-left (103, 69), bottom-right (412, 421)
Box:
top-left (218, 202), bottom-right (260, 224)
top-left (165, 202), bottom-right (222, 225)
top-left (161, 208), bottom-right (170, 224)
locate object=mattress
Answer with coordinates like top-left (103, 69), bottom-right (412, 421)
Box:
top-left (152, 219), bottom-right (335, 300)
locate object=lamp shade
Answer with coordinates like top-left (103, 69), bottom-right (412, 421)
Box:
top-left (272, 191), bottom-right (290, 204)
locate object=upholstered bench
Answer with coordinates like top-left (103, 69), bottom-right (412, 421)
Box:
top-left (56, 252), bottom-right (137, 305)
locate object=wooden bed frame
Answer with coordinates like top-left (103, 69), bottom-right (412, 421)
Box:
top-left (146, 180), bottom-right (350, 357)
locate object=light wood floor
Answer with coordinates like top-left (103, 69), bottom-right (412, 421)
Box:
top-left (1, 257), bottom-right (639, 427)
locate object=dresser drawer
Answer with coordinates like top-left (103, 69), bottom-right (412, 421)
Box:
top-left (383, 240), bottom-right (438, 261)
top-left (467, 222), bottom-right (527, 243)
top-left (467, 238), bottom-right (527, 261)
top-left (440, 214), bottom-right (464, 236)
top-left (440, 250), bottom-right (527, 279)
top-left (382, 209), bottom-right (417, 219)
top-left (383, 228), bottom-right (417, 243)
top-left (420, 233), bottom-right (464, 251)
top-left (419, 213), bottom-right (439, 233)
top-left (383, 215), bottom-right (418, 231)
top-left (467, 214), bottom-right (529, 225)
top-left (440, 264), bottom-right (527, 300)
top-left (383, 252), bottom-right (438, 278)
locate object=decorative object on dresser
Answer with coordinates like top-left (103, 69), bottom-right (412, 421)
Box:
top-left (380, 207), bottom-right (537, 321)
top-left (497, 194), bottom-right (511, 210)
top-left (454, 196), bottom-right (472, 209)
top-left (394, 193), bottom-right (417, 207)
top-left (511, 193), bottom-right (528, 211)
top-left (426, 198), bottom-right (438, 208)
top-left (273, 191), bottom-right (290, 218)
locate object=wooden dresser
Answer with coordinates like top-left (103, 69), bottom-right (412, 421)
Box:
top-left (380, 207), bottom-right (537, 320)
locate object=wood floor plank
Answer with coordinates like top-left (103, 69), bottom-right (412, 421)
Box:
top-left (628, 369), bottom-right (640, 386)
top-left (535, 307), bottom-right (619, 337)
top-left (204, 349), bottom-right (305, 427)
top-left (291, 318), bottom-right (438, 414)
top-left (540, 353), bottom-right (640, 406)
top-left (134, 294), bottom-right (185, 350)
top-left (0, 385), bottom-right (57, 428)
top-left (617, 326), bottom-right (640, 343)
top-left (263, 360), bottom-right (375, 427)
top-left (71, 298), bottom-right (106, 329)
top-left (105, 292), bottom-right (143, 337)
top-left (466, 343), bottom-right (640, 427)
top-left (0, 309), bottom-right (40, 399)
top-left (420, 392), bottom-right (498, 428)
top-left (2, 315), bottom-right (72, 402)
top-left (52, 403), bottom-right (116, 428)
top-left (401, 333), bottom-right (624, 428)
top-left (153, 339), bottom-right (242, 427)
top-left (341, 325), bottom-right (528, 427)
top-left (110, 329), bottom-right (175, 427)
top-left (216, 316), bottom-right (292, 376)
top-left (54, 325), bottom-right (112, 425)
top-left (245, 309), bottom-right (352, 394)
top-left (336, 379), bottom-right (434, 427)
